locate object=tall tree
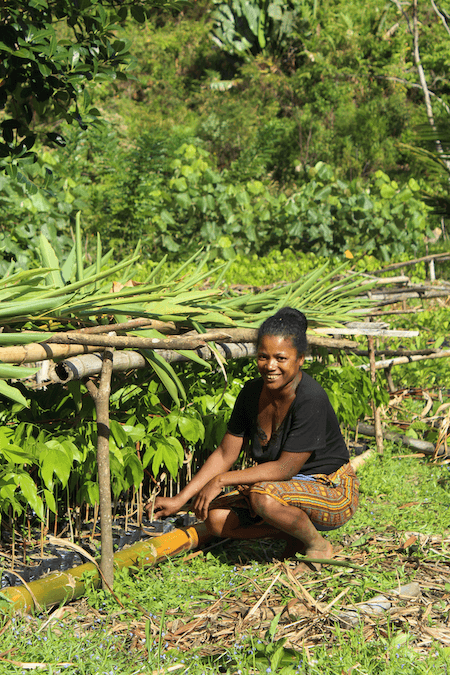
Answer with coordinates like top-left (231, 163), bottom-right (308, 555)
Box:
top-left (0, 0), bottom-right (182, 179)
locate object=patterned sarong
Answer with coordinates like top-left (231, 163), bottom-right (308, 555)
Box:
top-left (208, 462), bottom-right (359, 531)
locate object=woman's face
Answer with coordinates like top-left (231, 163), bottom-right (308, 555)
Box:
top-left (257, 334), bottom-right (305, 394)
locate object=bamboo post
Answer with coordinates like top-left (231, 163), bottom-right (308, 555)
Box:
top-left (368, 336), bottom-right (384, 454)
top-left (85, 346), bottom-right (115, 589)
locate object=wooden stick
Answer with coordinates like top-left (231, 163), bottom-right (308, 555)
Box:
top-left (46, 328), bottom-right (357, 350)
top-left (91, 503), bottom-right (99, 540)
top-left (367, 289), bottom-right (450, 306)
top-left (73, 318), bottom-right (177, 335)
top-left (86, 345), bottom-right (115, 589)
top-left (245, 571), bottom-right (282, 620)
top-left (366, 308), bottom-right (427, 317)
top-left (350, 449), bottom-right (374, 471)
top-left (359, 349), bottom-right (450, 371)
top-left (355, 423), bottom-right (447, 456)
top-left (369, 336), bottom-right (384, 454)
top-left (353, 347), bottom-right (440, 357)
top-left (370, 251), bottom-right (450, 274)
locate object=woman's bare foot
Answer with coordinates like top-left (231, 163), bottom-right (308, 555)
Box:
top-left (304, 539), bottom-right (334, 561)
top-left (289, 539), bottom-right (334, 573)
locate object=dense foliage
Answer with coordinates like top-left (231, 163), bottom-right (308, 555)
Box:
top-left (1, 0), bottom-right (450, 267)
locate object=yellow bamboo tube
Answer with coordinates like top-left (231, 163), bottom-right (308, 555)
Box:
top-left (1, 523), bottom-right (212, 614)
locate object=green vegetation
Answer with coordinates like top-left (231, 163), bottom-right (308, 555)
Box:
top-left (2, 0), bottom-right (450, 265)
top-left (0, 443), bottom-right (449, 673)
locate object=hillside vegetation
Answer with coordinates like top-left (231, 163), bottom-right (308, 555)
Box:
top-left (1, 0), bottom-right (450, 270)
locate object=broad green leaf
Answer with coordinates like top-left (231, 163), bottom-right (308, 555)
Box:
top-left (110, 419), bottom-right (128, 447)
top-left (43, 488), bottom-right (57, 514)
top-left (151, 446), bottom-right (164, 476)
top-left (125, 453), bottom-right (144, 489)
top-left (122, 424), bottom-right (146, 443)
top-left (19, 473), bottom-right (44, 520)
top-left (1, 445), bottom-right (32, 464)
top-left (95, 232), bottom-right (102, 290)
top-left (434, 336), bottom-right (445, 349)
top-left (61, 439), bottom-right (83, 463)
top-left (109, 438), bottom-right (125, 466)
top-left (178, 416), bottom-right (205, 443)
top-left (0, 295), bottom-right (67, 319)
top-left (40, 444), bottom-right (73, 489)
top-left (61, 243), bottom-right (76, 285)
top-left (0, 381), bottom-right (29, 407)
top-left (165, 436), bottom-right (184, 462)
top-left (157, 439), bottom-right (182, 479)
top-left (84, 480), bottom-right (100, 506)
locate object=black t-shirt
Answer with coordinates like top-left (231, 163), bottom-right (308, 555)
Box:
top-left (227, 372), bottom-right (349, 476)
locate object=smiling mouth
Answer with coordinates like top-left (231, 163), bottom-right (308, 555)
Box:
top-left (265, 374), bottom-right (280, 381)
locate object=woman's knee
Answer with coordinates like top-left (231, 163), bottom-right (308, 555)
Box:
top-left (249, 490), bottom-right (278, 518)
top-left (205, 508), bottom-right (239, 537)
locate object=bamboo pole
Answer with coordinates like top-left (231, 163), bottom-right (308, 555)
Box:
top-left (365, 308), bottom-right (427, 317)
top-left (1, 524), bottom-right (211, 614)
top-left (0, 343), bottom-right (103, 364)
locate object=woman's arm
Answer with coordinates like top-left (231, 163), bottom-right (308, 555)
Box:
top-left (218, 449), bottom-right (311, 487)
top-left (193, 450), bottom-right (311, 520)
top-left (150, 432), bottom-right (244, 518)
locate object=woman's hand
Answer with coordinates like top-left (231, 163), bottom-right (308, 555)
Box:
top-left (193, 477), bottom-right (224, 521)
top-left (147, 495), bottom-right (184, 520)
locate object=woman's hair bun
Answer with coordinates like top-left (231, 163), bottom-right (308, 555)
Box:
top-left (274, 307), bottom-right (308, 330)
top-left (257, 306), bottom-right (308, 354)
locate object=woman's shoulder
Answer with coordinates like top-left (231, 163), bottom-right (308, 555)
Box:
top-left (296, 371), bottom-right (328, 400)
top-left (240, 377), bottom-right (264, 394)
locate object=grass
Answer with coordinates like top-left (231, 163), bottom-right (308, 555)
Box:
top-left (0, 442), bottom-right (449, 674)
